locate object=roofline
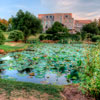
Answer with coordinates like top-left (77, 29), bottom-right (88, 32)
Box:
top-left (38, 13), bottom-right (72, 15)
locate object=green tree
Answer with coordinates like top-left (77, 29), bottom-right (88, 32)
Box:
top-left (82, 22), bottom-right (100, 35)
top-left (8, 30), bottom-right (24, 42)
top-left (46, 22), bottom-right (69, 41)
top-left (0, 30), bottom-right (5, 45)
top-left (0, 22), bottom-right (7, 31)
top-left (11, 10), bottom-right (43, 42)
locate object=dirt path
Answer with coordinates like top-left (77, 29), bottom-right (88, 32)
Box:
top-left (62, 84), bottom-right (95, 100)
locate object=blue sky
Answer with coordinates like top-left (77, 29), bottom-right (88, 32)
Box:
top-left (0, 0), bottom-right (100, 20)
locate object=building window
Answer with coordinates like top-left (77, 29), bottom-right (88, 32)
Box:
top-left (65, 15), bottom-right (68, 18)
top-left (60, 16), bottom-right (62, 23)
top-left (50, 16), bottom-right (52, 18)
top-left (46, 16), bottom-right (48, 18)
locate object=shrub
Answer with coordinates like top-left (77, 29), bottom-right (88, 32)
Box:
top-left (8, 30), bottom-right (24, 42)
top-left (0, 22), bottom-right (7, 31)
top-left (0, 30), bottom-right (5, 45)
top-left (91, 35), bottom-right (100, 42)
top-left (80, 45), bottom-right (100, 99)
top-left (45, 34), bottom-right (53, 40)
top-left (39, 34), bottom-right (46, 40)
top-left (26, 39), bottom-right (40, 44)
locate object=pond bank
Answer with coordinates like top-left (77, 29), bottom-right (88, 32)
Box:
top-left (0, 79), bottom-right (95, 100)
top-left (0, 42), bottom-right (30, 54)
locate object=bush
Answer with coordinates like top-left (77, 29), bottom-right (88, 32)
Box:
top-left (92, 35), bottom-right (100, 42)
top-left (80, 45), bottom-right (100, 99)
top-left (39, 34), bottom-right (54, 40)
top-left (45, 34), bottom-right (53, 40)
top-left (0, 30), bottom-right (5, 45)
top-left (39, 34), bottom-right (45, 40)
top-left (0, 22), bottom-right (7, 31)
top-left (8, 30), bottom-right (24, 42)
top-left (26, 39), bottom-right (40, 44)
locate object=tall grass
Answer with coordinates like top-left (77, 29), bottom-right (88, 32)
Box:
top-left (80, 43), bottom-right (100, 100)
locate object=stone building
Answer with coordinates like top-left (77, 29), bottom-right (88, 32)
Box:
top-left (38, 13), bottom-right (91, 33)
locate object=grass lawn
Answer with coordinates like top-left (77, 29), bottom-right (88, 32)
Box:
top-left (0, 42), bottom-right (29, 52)
top-left (0, 79), bottom-right (63, 100)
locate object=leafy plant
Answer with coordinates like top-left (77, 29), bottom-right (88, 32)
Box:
top-left (0, 30), bottom-right (5, 45)
top-left (8, 30), bottom-right (24, 41)
top-left (80, 45), bottom-right (100, 100)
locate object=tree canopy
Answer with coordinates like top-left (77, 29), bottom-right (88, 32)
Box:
top-left (11, 9), bottom-right (43, 42)
top-left (82, 22), bottom-right (100, 35)
top-left (0, 22), bottom-right (7, 31)
top-left (0, 30), bottom-right (5, 45)
top-left (46, 21), bottom-right (69, 35)
top-left (46, 22), bottom-right (69, 41)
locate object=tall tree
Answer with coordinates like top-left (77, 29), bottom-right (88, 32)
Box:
top-left (46, 21), bottom-right (69, 41)
top-left (46, 21), bottom-right (69, 35)
top-left (82, 22), bottom-right (100, 35)
top-left (0, 18), bottom-right (8, 26)
top-left (11, 10), bottom-right (43, 42)
top-left (0, 22), bottom-right (7, 31)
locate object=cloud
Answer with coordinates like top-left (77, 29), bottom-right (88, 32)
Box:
top-left (40, 0), bottom-right (100, 20)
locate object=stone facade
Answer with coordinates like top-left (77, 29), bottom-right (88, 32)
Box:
top-left (38, 13), bottom-right (91, 33)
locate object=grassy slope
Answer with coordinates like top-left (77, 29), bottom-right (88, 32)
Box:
top-left (0, 43), bottom-right (29, 52)
top-left (0, 79), bottom-right (63, 100)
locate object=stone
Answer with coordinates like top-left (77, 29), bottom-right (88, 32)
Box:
top-left (0, 49), bottom-right (5, 54)
top-left (29, 72), bottom-right (35, 76)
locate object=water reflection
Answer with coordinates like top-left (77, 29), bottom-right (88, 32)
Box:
top-left (18, 68), bottom-right (34, 74)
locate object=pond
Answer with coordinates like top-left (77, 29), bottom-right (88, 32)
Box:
top-left (0, 43), bottom-right (93, 85)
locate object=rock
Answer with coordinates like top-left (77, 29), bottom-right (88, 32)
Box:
top-left (0, 49), bottom-right (5, 54)
top-left (29, 72), bottom-right (35, 76)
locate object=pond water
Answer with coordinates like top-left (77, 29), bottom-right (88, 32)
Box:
top-left (0, 43), bottom-right (92, 85)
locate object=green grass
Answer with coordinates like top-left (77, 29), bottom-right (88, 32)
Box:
top-left (0, 79), bottom-right (63, 98)
top-left (0, 44), bottom-right (29, 52)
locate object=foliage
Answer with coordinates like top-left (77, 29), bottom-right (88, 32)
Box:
top-left (69, 34), bottom-right (81, 41)
top-left (80, 45), bottom-right (100, 99)
top-left (0, 30), bottom-right (5, 45)
top-left (39, 34), bottom-right (46, 40)
top-left (11, 9), bottom-right (43, 42)
top-left (82, 22), bottom-right (100, 35)
top-left (0, 22), bottom-right (7, 31)
top-left (91, 35), bottom-right (100, 42)
top-left (26, 39), bottom-right (40, 43)
top-left (0, 18), bottom-right (8, 26)
top-left (8, 30), bottom-right (24, 41)
top-left (46, 22), bottom-right (69, 40)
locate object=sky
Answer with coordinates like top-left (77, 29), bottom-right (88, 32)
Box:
top-left (0, 0), bottom-right (100, 20)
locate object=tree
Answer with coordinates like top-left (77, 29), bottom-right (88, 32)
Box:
top-left (82, 22), bottom-right (100, 35)
top-left (0, 18), bottom-right (8, 26)
top-left (0, 22), bottom-right (7, 31)
top-left (8, 30), bottom-right (24, 42)
top-left (11, 10), bottom-right (43, 42)
top-left (0, 30), bottom-right (5, 45)
top-left (46, 22), bottom-right (69, 40)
